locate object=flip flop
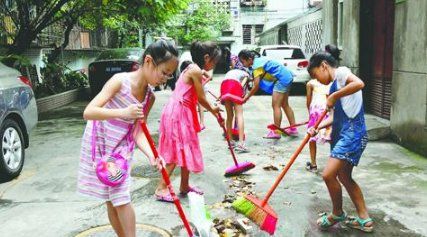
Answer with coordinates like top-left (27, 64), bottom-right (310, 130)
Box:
top-left (180, 186), bottom-right (204, 196)
top-left (154, 192), bottom-right (174, 203)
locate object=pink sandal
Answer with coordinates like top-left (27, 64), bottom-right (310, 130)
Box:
top-left (154, 192), bottom-right (174, 203)
top-left (180, 186), bottom-right (204, 196)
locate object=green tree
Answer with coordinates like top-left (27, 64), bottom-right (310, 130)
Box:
top-left (165, 0), bottom-right (231, 46)
top-left (0, 0), bottom-right (190, 56)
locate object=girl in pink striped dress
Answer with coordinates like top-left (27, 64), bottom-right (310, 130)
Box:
top-left (77, 40), bottom-right (178, 237)
top-left (155, 41), bottom-right (222, 202)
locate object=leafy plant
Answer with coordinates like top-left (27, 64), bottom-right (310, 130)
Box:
top-left (165, 0), bottom-right (231, 45)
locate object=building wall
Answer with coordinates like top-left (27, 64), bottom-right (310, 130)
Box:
top-left (390, 0), bottom-right (427, 155)
top-left (228, 0), bottom-right (308, 53)
top-left (322, 0), bottom-right (337, 46)
top-left (287, 9), bottom-right (323, 58)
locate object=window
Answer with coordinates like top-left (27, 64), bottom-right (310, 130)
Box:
top-left (263, 47), bottom-right (305, 60)
top-left (242, 24), bottom-right (264, 44)
top-left (255, 25), bottom-right (264, 34)
top-left (242, 25), bottom-right (252, 44)
top-left (337, 0), bottom-right (344, 48)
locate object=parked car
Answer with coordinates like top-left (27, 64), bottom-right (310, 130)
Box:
top-left (255, 45), bottom-right (310, 84)
top-left (0, 62), bottom-right (38, 181)
top-left (88, 48), bottom-right (143, 96)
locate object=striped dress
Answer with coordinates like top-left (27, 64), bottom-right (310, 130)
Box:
top-left (77, 73), bottom-right (152, 207)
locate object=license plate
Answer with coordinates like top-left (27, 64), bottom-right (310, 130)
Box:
top-left (106, 67), bottom-right (122, 72)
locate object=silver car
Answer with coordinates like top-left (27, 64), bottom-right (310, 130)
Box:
top-left (0, 62), bottom-right (38, 181)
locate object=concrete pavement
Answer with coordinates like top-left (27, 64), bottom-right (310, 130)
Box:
top-left (0, 75), bottom-right (426, 236)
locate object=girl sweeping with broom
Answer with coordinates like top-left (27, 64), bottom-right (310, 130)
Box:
top-left (155, 41), bottom-right (222, 202)
top-left (220, 69), bottom-right (251, 153)
top-left (307, 45), bottom-right (373, 232)
top-left (238, 50), bottom-right (298, 139)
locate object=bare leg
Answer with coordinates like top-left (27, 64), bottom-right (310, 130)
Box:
top-left (107, 201), bottom-right (125, 237)
top-left (281, 92), bottom-right (296, 126)
top-left (180, 167), bottom-right (190, 192)
top-left (224, 101), bottom-right (234, 140)
top-left (272, 92), bottom-right (285, 127)
top-left (115, 203), bottom-right (136, 237)
top-left (322, 158), bottom-right (347, 218)
top-left (156, 163), bottom-right (176, 194)
top-left (309, 141), bottom-right (317, 166)
top-left (198, 103), bottom-right (205, 128)
top-left (338, 163), bottom-right (373, 227)
top-left (234, 104), bottom-right (245, 143)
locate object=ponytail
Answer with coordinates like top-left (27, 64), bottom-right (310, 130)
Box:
top-left (307, 44), bottom-right (340, 73)
top-left (190, 41), bottom-right (221, 69)
top-left (142, 39), bottom-right (178, 65)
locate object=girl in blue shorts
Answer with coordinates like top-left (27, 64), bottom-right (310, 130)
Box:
top-left (307, 45), bottom-right (373, 233)
top-left (238, 50), bottom-right (297, 139)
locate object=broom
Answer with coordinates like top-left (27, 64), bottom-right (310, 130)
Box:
top-left (140, 122), bottom-right (194, 237)
top-left (267, 121), bottom-right (309, 136)
top-left (217, 113), bottom-right (255, 176)
top-left (232, 111), bottom-right (327, 234)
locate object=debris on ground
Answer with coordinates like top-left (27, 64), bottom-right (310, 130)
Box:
top-left (213, 218), bottom-right (250, 237)
top-left (263, 164), bottom-right (279, 171)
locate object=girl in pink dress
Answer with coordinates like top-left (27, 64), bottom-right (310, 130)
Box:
top-left (305, 79), bottom-right (331, 172)
top-left (78, 39), bottom-right (178, 237)
top-left (155, 41), bottom-right (221, 202)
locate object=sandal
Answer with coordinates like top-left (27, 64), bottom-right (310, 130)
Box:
top-left (317, 211), bottom-right (347, 230)
top-left (345, 216), bottom-right (374, 233)
top-left (154, 192), bottom-right (174, 203)
top-left (306, 162), bottom-right (318, 173)
top-left (180, 186), bottom-right (204, 196)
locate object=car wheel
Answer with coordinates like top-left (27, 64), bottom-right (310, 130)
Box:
top-left (0, 119), bottom-right (25, 181)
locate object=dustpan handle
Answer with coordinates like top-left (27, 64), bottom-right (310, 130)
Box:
top-left (262, 110), bottom-right (328, 206)
top-left (140, 122), bottom-right (194, 237)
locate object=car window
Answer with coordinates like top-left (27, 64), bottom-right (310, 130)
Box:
top-left (263, 48), bottom-right (305, 60)
top-left (97, 49), bottom-right (143, 61)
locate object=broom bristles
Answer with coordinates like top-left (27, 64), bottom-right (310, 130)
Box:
top-left (232, 195), bottom-right (278, 235)
top-left (232, 196), bottom-right (255, 215)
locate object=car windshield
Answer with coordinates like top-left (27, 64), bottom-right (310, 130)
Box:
top-left (97, 48), bottom-right (143, 61)
top-left (262, 48), bottom-right (305, 60)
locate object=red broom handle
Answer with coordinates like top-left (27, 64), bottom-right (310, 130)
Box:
top-left (207, 90), bottom-right (220, 101)
top-left (261, 110), bottom-right (328, 206)
top-left (140, 122), bottom-right (194, 237)
top-left (217, 113), bottom-right (239, 166)
top-left (268, 121), bottom-right (309, 131)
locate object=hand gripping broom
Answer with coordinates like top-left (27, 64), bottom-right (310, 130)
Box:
top-left (217, 113), bottom-right (255, 176)
top-left (140, 122), bottom-right (194, 237)
top-left (232, 111), bottom-right (327, 234)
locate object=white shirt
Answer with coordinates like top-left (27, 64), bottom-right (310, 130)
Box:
top-left (334, 67), bottom-right (363, 118)
top-left (224, 69), bottom-right (249, 82)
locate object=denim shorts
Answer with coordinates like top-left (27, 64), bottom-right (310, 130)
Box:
top-left (273, 80), bottom-right (291, 93)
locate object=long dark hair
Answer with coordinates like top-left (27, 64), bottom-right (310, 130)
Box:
top-left (307, 44), bottom-right (340, 73)
top-left (238, 49), bottom-right (260, 61)
top-left (142, 39), bottom-right (178, 65)
top-left (190, 41), bottom-right (221, 69)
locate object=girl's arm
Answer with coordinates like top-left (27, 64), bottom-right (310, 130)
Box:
top-left (317, 109), bottom-right (334, 130)
top-left (306, 81), bottom-right (313, 110)
top-left (307, 109), bottom-right (334, 136)
top-left (143, 92), bottom-right (156, 122)
top-left (83, 76), bottom-right (144, 121)
top-left (188, 68), bottom-right (219, 115)
top-left (327, 74), bottom-right (364, 108)
top-left (132, 123), bottom-right (164, 169)
top-left (243, 76), bottom-right (260, 103)
top-left (133, 123), bottom-right (154, 159)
